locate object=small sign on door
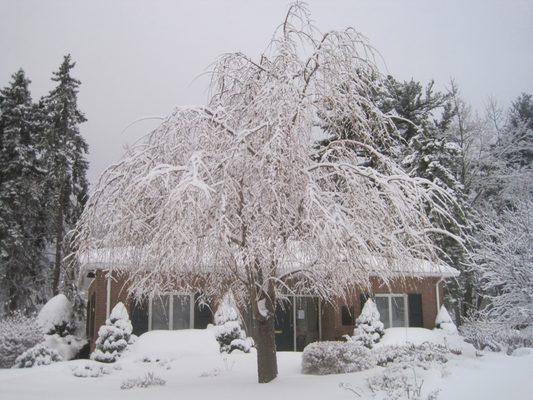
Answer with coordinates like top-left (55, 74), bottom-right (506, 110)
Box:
top-left (297, 309), bottom-right (305, 319)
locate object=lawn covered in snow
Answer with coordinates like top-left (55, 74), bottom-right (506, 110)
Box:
top-left (0, 328), bottom-right (531, 400)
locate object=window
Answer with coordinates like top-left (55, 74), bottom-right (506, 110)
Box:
top-left (172, 295), bottom-right (191, 330)
top-left (341, 305), bottom-right (355, 326)
top-left (151, 295), bottom-right (170, 330)
top-left (375, 294), bottom-right (408, 328)
top-left (149, 293), bottom-right (193, 330)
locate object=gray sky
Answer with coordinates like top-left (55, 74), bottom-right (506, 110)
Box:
top-left (1, 0), bottom-right (532, 183)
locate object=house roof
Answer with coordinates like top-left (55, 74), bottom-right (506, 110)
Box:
top-left (80, 246), bottom-right (460, 279)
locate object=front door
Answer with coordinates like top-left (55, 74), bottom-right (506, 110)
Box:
top-left (131, 299), bottom-right (149, 336)
top-left (274, 299), bottom-right (294, 351)
top-left (294, 296), bottom-right (320, 351)
top-left (274, 296), bottom-right (320, 351)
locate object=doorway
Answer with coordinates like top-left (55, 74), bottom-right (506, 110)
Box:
top-left (274, 296), bottom-right (321, 351)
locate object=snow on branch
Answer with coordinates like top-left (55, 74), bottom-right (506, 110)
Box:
top-left (75, 2), bottom-right (464, 309)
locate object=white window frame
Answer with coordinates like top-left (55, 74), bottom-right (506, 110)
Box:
top-left (148, 292), bottom-right (194, 331)
top-left (374, 294), bottom-right (409, 328)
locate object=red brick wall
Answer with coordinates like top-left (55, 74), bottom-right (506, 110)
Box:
top-left (320, 276), bottom-right (445, 341)
top-left (86, 270), bottom-right (134, 351)
top-left (87, 271), bottom-right (447, 350)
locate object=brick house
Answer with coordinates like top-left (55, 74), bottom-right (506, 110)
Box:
top-left (84, 256), bottom-right (458, 352)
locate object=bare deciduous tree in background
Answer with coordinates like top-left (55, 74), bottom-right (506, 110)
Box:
top-left (75, 2), bottom-right (462, 383)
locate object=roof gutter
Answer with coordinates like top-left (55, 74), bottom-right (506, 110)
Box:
top-left (435, 276), bottom-right (445, 313)
top-left (106, 273), bottom-right (111, 319)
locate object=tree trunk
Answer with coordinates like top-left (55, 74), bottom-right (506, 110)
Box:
top-left (51, 196), bottom-right (64, 296)
top-left (255, 315), bottom-right (278, 383)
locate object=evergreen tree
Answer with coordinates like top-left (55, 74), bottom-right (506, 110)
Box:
top-left (41, 55), bottom-right (89, 295)
top-left (401, 87), bottom-right (475, 323)
top-left (380, 76), bottom-right (452, 144)
top-left (0, 69), bottom-right (49, 314)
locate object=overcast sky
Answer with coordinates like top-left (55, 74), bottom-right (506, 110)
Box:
top-left (1, 0), bottom-right (532, 183)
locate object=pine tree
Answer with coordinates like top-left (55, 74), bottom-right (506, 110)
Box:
top-left (402, 101), bottom-right (474, 323)
top-left (352, 299), bottom-right (384, 348)
top-left (380, 76), bottom-right (451, 144)
top-left (91, 302), bottom-right (133, 363)
top-left (41, 55), bottom-right (89, 296)
top-left (0, 69), bottom-right (49, 314)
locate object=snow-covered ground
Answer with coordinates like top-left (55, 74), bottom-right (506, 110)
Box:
top-left (0, 329), bottom-right (531, 400)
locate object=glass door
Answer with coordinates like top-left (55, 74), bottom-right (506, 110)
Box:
top-left (294, 296), bottom-right (320, 351)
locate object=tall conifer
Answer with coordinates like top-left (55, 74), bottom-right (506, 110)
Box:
top-left (42, 55), bottom-right (88, 295)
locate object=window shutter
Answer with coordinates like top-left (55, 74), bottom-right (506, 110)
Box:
top-left (408, 294), bottom-right (423, 327)
top-left (359, 293), bottom-right (370, 315)
top-left (341, 305), bottom-right (355, 326)
top-left (194, 294), bottom-right (213, 329)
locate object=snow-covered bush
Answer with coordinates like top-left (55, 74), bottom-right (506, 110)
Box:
top-left (301, 341), bottom-right (375, 375)
top-left (374, 342), bottom-right (450, 369)
top-left (0, 312), bottom-right (43, 368)
top-left (33, 294), bottom-right (86, 361)
top-left (211, 292), bottom-right (254, 353)
top-left (37, 294), bottom-right (76, 337)
top-left (434, 306), bottom-right (458, 335)
top-left (44, 333), bottom-right (86, 361)
top-left (13, 343), bottom-right (62, 368)
top-left (460, 321), bottom-right (533, 353)
top-left (352, 299), bottom-right (385, 348)
top-left (72, 362), bottom-right (115, 377)
top-left (120, 372), bottom-right (166, 390)
top-left (91, 302), bottom-right (133, 363)
top-left (368, 365), bottom-right (440, 400)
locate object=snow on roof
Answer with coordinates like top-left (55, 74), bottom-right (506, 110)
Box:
top-left (80, 246), bottom-right (459, 279)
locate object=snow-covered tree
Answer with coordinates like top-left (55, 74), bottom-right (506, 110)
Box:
top-left (212, 291), bottom-right (253, 353)
top-left (0, 69), bottom-right (49, 314)
top-left (434, 305), bottom-right (458, 334)
top-left (76, 3), bottom-right (463, 383)
top-left (352, 299), bottom-right (384, 348)
top-left (0, 311), bottom-right (43, 368)
top-left (474, 93), bottom-right (533, 214)
top-left (380, 76), bottom-right (452, 145)
top-left (41, 54), bottom-right (89, 296)
top-left (91, 302), bottom-right (133, 363)
top-left (475, 197), bottom-right (532, 328)
top-left (505, 93), bottom-right (533, 168)
top-left (36, 293), bottom-right (76, 336)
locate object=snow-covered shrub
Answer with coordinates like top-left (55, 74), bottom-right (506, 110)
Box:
top-left (374, 342), bottom-right (450, 369)
top-left (44, 333), bottom-right (86, 361)
top-left (0, 312), bottom-right (43, 368)
top-left (91, 302), bottom-right (133, 363)
top-left (434, 306), bottom-right (458, 335)
top-left (120, 372), bottom-right (166, 390)
top-left (72, 362), bottom-right (114, 377)
top-left (460, 321), bottom-right (533, 353)
top-left (13, 343), bottom-right (62, 368)
top-left (211, 292), bottom-right (254, 353)
top-left (352, 299), bottom-right (385, 348)
top-left (37, 294), bottom-right (76, 337)
top-left (33, 295), bottom-right (86, 361)
top-left (301, 341), bottom-right (375, 375)
top-left (368, 364), bottom-right (440, 400)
